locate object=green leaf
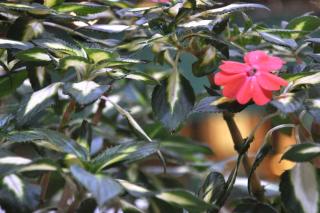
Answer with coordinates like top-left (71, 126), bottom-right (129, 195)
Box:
top-left (33, 38), bottom-right (83, 57)
top-left (0, 3), bottom-right (50, 15)
top-left (44, 0), bottom-right (64, 8)
top-left (106, 70), bottom-right (159, 85)
top-left (270, 91), bottom-right (306, 114)
top-left (7, 129), bottom-right (87, 160)
top-left (286, 15), bottom-right (320, 39)
top-left (59, 56), bottom-right (91, 76)
top-left (0, 70), bottom-right (28, 98)
top-left (0, 39), bottom-right (33, 50)
top-left (155, 189), bottom-right (212, 212)
top-left (248, 143), bottom-right (273, 195)
top-left (117, 179), bottom-right (152, 197)
top-left (85, 48), bottom-right (117, 63)
top-left (233, 198), bottom-right (278, 213)
top-left (92, 142), bottom-right (159, 171)
top-left (70, 165), bottom-right (123, 206)
top-left (0, 157), bottom-right (57, 176)
top-left (152, 72), bottom-right (195, 131)
top-left (191, 3), bottom-right (269, 18)
top-left (198, 172), bottom-right (225, 205)
top-left (292, 72), bottom-right (320, 87)
top-left (282, 143), bottom-right (320, 162)
top-left (161, 136), bottom-right (212, 156)
top-left (259, 32), bottom-right (298, 49)
top-left (106, 98), bottom-right (153, 142)
top-left (63, 81), bottom-right (109, 105)
top-left (280, 163), bottom-right (320, 213)
top-left (16, 82), bottom-right (62, 126)
top-left (16, 48), bottom-right (51, 63)
top-left (54, 3), bottom-right (107, 16)
top-left (7, 16), bottom-right (44, 42)
top-left (0, 175), bottom-right (40, 212)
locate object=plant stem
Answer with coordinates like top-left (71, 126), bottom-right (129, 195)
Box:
top-left (39, 100), bottom-right (77, 207)
top-left (59, 100), bottom-right (76, 131)
top-left (223, 112), bottom-right (264, 201)
top-left (39, 172), bottom-right (51, 206)
top-left (92, 98), bottom-right (106, 125)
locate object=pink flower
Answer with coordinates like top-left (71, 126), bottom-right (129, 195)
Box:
top-left (214, 51), bottom-right (288, 106)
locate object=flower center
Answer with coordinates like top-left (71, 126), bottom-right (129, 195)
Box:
top-left (247, 68), bottom-right (257, 76)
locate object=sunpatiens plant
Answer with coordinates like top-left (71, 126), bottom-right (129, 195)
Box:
top-left (0, 0), bottom-right (320, 212)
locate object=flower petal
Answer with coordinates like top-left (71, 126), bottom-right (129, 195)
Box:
top-left (219, 61), bottom-right (252, 73)
top-left (236, 77), bottom-right (253, 105)
top-left (222, 77), bottom-right (246, 98)
top-left (256, 72), bottom-right (288, 91)
top-left (244, 50), bottom-right (284, 72)
top-left (252, 77), bottom-right (272, 105)
top-left (214, 71), bottom-right (246, 85)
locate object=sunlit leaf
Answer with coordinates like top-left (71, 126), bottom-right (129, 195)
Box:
top-left (16, 82), bottom-right (62, 126)
top-left (63, 81), bottom-right (109, 105)
top-left (155, 189), bottom-right (212, 212)
top-left (280, 163), bottom-right (320, 213)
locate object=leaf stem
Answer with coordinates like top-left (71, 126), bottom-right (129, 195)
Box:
top-left (222, 112), bottom-right (264, 201)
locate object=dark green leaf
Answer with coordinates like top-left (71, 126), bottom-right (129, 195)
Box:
top-left (282, 143), bottom-right (320, 162)
top-left (63, 81), bottom-right (109, 105)
top-left (198, 171), bottom-right (225, 205)
top-left (152, 72), bottom-right (195, 131)
top-left (70, 165), bottom-right (123, 206)
top-left (7, 129), bottom-right (87, 160)
top-left (270, 91), bottom-right (306, 114)
top-left (0, 70), bottom-right (28, 98)
top-left (286, 15), bottom-right (320, 39)
top-left (92, 142), bottom-right (159, 171)
top-left (233, 198), bottom-right (278, 213)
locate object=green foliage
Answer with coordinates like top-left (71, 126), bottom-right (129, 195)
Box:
top-left (0, 0), bottom-right (320, 212)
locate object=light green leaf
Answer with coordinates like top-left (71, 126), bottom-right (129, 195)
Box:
top-left (86, 48), bottom-right (117, 63)
top-left (63, 81), bottom-right (109, 105)
top-left (54, 3), bottom-right (107, 16)
top-left (16, 82), bottom-right (62, 126)
top-left (70, 165), bottom-right (123, 206)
